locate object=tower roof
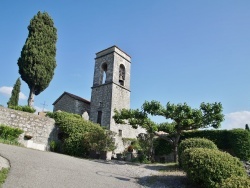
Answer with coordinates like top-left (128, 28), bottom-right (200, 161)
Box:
top-left (95, 45), bottom-right (131, 62)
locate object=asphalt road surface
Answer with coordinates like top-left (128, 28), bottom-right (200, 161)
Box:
top-left (0, 143), bottom-right (149, 188)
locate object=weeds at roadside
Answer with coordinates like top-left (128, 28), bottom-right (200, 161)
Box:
top-left (0, 139), bottom-right (22, 146)
top-left (0, 168), bottom-right (9, 187)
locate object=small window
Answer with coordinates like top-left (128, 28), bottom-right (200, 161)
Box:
top-left (118, 129), bottom-right (122, 137)
top-left (97, 111), bottom-right (102, 125)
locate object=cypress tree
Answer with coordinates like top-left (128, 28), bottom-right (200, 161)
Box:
top-left (7, 78), bottom-right (21, 107)
top-left (17, 11), bottom-right (57, 106)
top-left (245, 124), bottom-right (250, 131)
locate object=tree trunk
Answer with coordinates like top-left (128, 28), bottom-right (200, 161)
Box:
top-left (149, 133), bottom-right (155, 162)
top-left (173, 132), bottom-right (181, 163)
top-left (28, 87), bottom-right (35, 107)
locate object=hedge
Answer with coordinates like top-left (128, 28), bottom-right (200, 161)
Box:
top-left (181, 129), bottom-right (250, 160)
top-left (182, 148), bottom-right (247, 188)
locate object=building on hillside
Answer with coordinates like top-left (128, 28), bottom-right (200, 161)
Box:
top-left (53, 46), bottom-right (146, 156)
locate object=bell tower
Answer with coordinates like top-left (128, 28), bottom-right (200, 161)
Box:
top-left (89, 46), bottom-right (131, 133)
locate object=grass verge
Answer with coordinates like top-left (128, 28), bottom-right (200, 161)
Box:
top-left (0, 138), bottom-right (22, 146)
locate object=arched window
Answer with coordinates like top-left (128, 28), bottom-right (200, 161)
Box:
top-left (119, 64), bottom-right (125, 86)
top-left (101, 63), bottom-right (107, 84)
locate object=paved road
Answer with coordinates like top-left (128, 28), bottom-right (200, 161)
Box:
top-left (0, 143), bottom-right (149, 188)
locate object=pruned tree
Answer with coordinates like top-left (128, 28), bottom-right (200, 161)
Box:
top-left (17, 11), bottom-right (57, 106)
top-left (7, 78), bottom-right (21, 107)
top-left (114, 101), bottom-right (224, 162)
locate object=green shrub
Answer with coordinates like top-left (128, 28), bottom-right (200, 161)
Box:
top-left (228, 129), bottom-right (250, 161)
top-left (182, 148), bottom-right (247, 188)
top-left (0, 125), bottom-right (23, 141)
top-left (154, 138), bottom-right (172, 156)
top-left (216, 176), bottom-right (250, 188)
top-left (48, 111), bottom-right (116, 157)
top-left (178, 137), bottom-right (218, 166)
top-left (181, 130), bottom-right (229, 149)
top-left (49, 140), bottom-right (60, 152)
top-left (9, 105), bottom-right (36, 113)
top-left (0, 168), bottom-right (9, 186)
top-left (180, 129), bottom-right (250, 160)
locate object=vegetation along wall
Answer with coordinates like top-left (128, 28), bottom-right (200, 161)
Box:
top-left (0, 106), bottom-right (58, 150)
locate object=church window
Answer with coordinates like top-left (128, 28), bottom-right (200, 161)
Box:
top-left (101, 63), bottom-right (108, 84)
top-left (119, 64), bottom-right (125, 86)
top-left (97, 111), bottom-right (102, 125)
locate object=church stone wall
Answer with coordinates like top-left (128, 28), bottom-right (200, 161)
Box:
top-left (53, 95), bottom-right (90, 116)
top-left (0, 106), bottom-right (58, 151)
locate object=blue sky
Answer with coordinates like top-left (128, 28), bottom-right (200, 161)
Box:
top-left (0, 1), bottom-right (250, 129)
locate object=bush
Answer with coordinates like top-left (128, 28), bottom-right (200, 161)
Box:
top-left (182, 148), bottom-right (247, 188)
top-left (154, 138), bottom-right (172, 156)
top-left (9, 105), bottom-right (36, 113)
top-left (180, 129), bottom-right (250, 160)
top-left (216, 176), bottom-right (250, 188)
top-left (47, 111), bottom-right (116, 157)
top-left (0, 124), bottom-right (23, 141)
top-left (228, 129), bottom-right (250, 161)
top-left (181, 130), bottom-right (229, 149)
top-left (178, 137), bottom-right (218, 166)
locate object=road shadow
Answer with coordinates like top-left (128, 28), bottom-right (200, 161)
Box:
top-left (91, 159), bottom-right (141, 166)
top-left (138, 174), bottom-right (199, 188)
top-left (96, 171), bottom-right (135, 183)
top-left (143, 163), bottom-right (180, 171)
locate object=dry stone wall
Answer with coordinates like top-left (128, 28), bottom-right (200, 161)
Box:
top-left (0, 106), bottom-right (58, 151)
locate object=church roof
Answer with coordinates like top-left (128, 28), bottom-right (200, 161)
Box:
top-left (52, 92), bottom-right (90, 105)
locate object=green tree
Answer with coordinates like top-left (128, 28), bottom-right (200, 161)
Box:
top-left (114, 101), bottom-right (224, 162)
top-left (7, 78), bottom-right (21, 107)
top-left (245, 124), bottom-right (249, 131)
top-left (17, 11), bottom-right (57, 106)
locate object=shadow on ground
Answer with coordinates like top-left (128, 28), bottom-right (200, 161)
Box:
top-left (138, 174), bottom-right (199, 188)
top-left (91, 159), bottom-right (141, 166)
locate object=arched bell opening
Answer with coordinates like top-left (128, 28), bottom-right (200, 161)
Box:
top-left (119, 64), bottom-right (125, 86)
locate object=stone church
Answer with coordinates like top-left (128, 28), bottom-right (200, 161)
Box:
top-left (53, 46), bottom-right (146, 154)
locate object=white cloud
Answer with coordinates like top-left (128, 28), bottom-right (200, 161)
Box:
top-left (0, 86), bottom-right (12, 97)
top-left (19, 92), bottom-right (27, 100)
top-left (0, 86), bottom-right (27, 100)
top-left (221, 111), bottom-right (250, 130)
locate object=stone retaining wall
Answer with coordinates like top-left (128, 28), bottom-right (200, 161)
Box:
top-left (0, 106), bottom-right (58, 151)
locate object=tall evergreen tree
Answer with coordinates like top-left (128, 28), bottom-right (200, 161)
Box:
top-left (17, 11), bottom-right (57, 106)
top-left (245, 124), bottom-right (250, 131)
top-left (7, 78), bottom-right (21, 107)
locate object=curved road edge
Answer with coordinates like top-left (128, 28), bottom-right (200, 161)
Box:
top-left (0, 155), bottom-right (10, 170)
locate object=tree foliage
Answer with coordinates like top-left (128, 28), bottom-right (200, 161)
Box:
top-left (114, 100), bottom-right (224, 162)
top-left (17, 11), bottom-right (57, 106)
top-left (7, 78), bottom-right (21, 107)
